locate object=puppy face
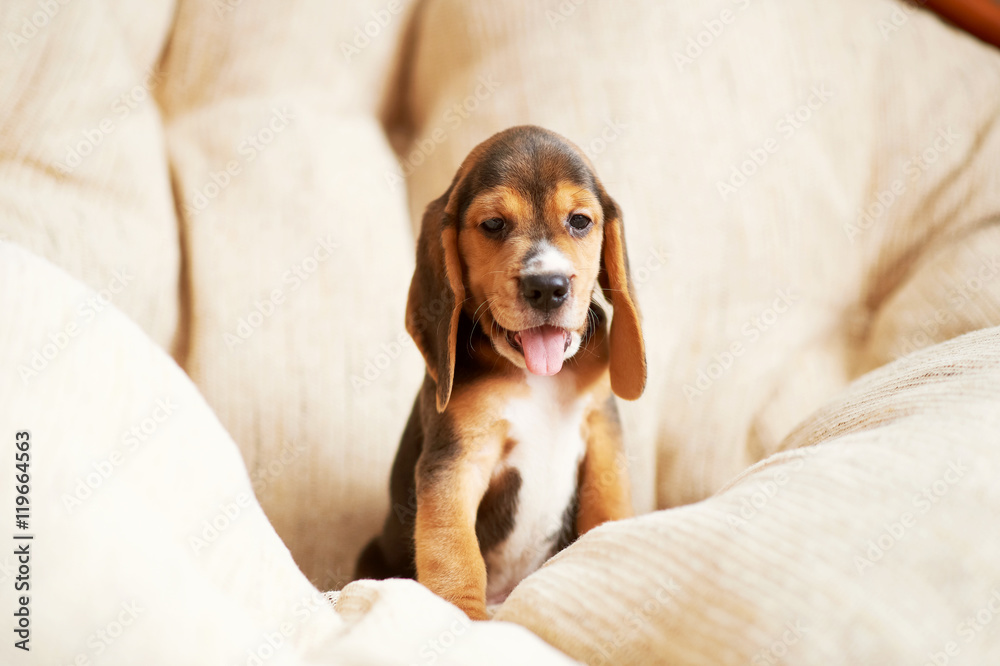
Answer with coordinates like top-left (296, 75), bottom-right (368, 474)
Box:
top-left (407, 125), bottom-right (645, 411)
top-left (454, 132), bottom-right (606, 375)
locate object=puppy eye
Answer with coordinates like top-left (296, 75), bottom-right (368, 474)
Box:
top-left (569, 214), bottom-right (592, 231)
top-left (481, 218), bottom-right (505, 234)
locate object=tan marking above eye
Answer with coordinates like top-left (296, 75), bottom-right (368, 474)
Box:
top-left (465, 186), bottom-right (532, 230)
top-left (545, 181), bottom-right (602, 236)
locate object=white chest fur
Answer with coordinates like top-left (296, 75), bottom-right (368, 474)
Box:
top-left (484, 372), bottom-right (589, 605)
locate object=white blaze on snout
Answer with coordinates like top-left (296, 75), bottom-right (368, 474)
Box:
top-left (521, 241), bottom-right (573, 278)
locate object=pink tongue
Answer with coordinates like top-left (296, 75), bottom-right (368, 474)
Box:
top-left (519, 326), bottom-right (567, 376)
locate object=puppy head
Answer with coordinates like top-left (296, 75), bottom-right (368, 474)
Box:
top-left (407, 126), bottom-right (646, 411)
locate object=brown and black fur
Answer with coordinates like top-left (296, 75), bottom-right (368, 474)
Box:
top-left (356, 125), bottom-right (646, 620)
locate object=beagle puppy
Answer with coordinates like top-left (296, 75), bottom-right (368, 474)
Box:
top-left (356, 125), bottom-right (646, 620)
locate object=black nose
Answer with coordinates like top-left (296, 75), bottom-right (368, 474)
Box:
top-left (521, 274), bottom-right (570, 312)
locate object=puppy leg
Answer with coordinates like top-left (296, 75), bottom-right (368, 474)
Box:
top-left (415, 444), bottom-right (501, 621)
top-left (577, 402), bottom-right (633, 535)
top-left (355, 537), bottom-right (390, 579)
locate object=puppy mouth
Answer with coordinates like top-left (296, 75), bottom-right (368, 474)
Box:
top-left (504, 325), bottom-right (571, 376)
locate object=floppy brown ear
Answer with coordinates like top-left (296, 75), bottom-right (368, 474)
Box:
top-left (598, 196), bottom-right (647, 400)
top-left (405, 193), bottom-right (465, 412)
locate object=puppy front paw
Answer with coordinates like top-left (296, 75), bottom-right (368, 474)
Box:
top-left (457, 600), bottom-right (490, 621)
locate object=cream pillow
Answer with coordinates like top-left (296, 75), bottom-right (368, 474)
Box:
top-left (497, 326), bottom-right (1000, 665)
top-left (157, 0), bottom-right (423, 586)
top-left (0, 0), bottom-right (180, 350)
top-left (0, 242), bottom-right (339, 664)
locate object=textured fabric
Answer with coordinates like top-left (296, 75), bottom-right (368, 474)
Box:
top-left (0, 0), bottom-right (180, 351)
top-left (393, 0), bottom-right (1000, 514)
top-left (158, 0), bottom-right (423, 588)
top-left (0, 242), bottom-right (341, 664)
top-left (496, 326), bottom-right (1000, 665)
top-left (325, 579), bottom-right (579, 665)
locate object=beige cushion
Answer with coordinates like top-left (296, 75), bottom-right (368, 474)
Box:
top-left (0, 242), bottom-right (340, 663)
top-left (328, 579), bottom-right (578, 665)
top-left (496, 325), bottom-right (1000, 664)
top-left (0, 0), bottom-right (180, 350)
top-left (157, 0), bottom-right (424, 587)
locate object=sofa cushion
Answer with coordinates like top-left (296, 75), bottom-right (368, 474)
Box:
top-left (0, 242), bottom-right (341, 664)
top-left (0, 0), bottom-right (180, 350)
top-left (496, 326), bottom-right (1000, 665)
top-left (157, 0), bottom-right (424, 587)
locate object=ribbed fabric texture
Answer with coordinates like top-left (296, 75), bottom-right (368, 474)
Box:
top-left (0, 0), bottom-right (180, 351)
top-left (497, 327), bottom-right (1000, 664)
top-left (0, 243), bottom-right (343, 665)
top-left (157, 0), bottom-right (423, 588)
